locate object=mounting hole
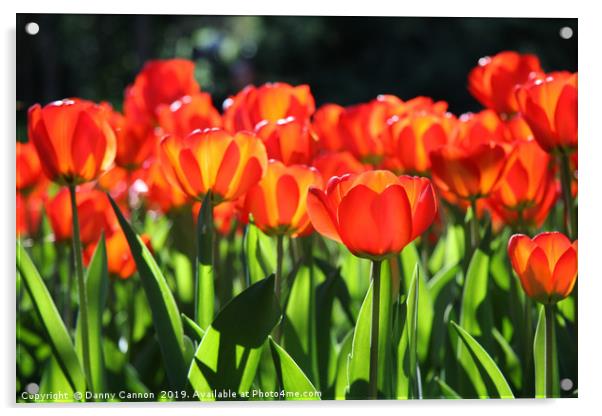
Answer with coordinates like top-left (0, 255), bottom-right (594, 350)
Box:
top-left (25, 22), bottom-right (39, 35)
top-left (559, 26), bottom-right (573, 40)
top-left (560, 378), bottom-right (574, 391)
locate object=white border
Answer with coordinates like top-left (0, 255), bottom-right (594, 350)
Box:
top-left (3, 1), bottom-right (601, 415)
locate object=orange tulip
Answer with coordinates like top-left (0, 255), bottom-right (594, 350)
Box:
top-left (156, 93), bottom-right (222, 138)
top-left (84, 230), bottom-right (152, 279)
top-left (312, 103), bottom-right (345, 152)
top-left (430, 112), bottom-right (508, 201)
top-left (160, 128), bottom-right (268, 204)
top-left (124, 59), bottom-right (200, 123)
top-left (338, 100), bottom-right (390, 164)
top-left (28, 99), bottom-right (117, 185)
top-left (223, 82), bottom-right (315, 133)
top-left (136, 160), bottom-right (188, 213)
top-left (307, 170), bottom-right (437, 259)
top-left (255, 117), bottom-right (316, 166)
top-left (16, 141), bottom-right (44, 192)
top-left (46, 187), bottom-right (119, 244)
top-left (383, 112), bottom-right (456, 174)
top-left (488, 139), bottom-right (557, 228)
top-left (515, 72), bottom-right (578, 153)
top-left (468, 51), bottom-right (542, 115)
top-left (312, 151), bottom-right (366, 182)
top-left (245, 160), bottom-right (323, 237)
top-left (108, 109), bottom-right (159, 170)
top-left (508, 232), bottom-right (577, 304)
top-left (16, 191), bottom-right (45, 237)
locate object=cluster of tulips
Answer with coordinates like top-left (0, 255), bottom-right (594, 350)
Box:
top-left (16, 51), bottom-right (577, 401)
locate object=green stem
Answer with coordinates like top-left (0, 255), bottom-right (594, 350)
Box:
top-left (274, 234), bottom-right (285, 343)
top-left (558, 151), bottom-right (577, 240)
top-left (544, 304), bottom-right (555, 398)
top-left (523, 297), bottom-right (534, 396)
top-left (369, 259), bottom-right (382, 399)
top-left (68, 183), bottom-right (93, 393)
top-left (469, 198), bottom-right (480, 252)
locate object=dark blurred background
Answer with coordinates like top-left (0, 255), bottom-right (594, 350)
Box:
top-left (16, 14), bottom-right (577, 139)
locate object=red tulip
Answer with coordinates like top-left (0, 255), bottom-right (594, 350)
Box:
top-left (488, 139), bottom-right (557, 228)
top-left (508, 232), bottom-right (577, 304)
top-left (255, 117), bottom-right (317, 166)
top-left (383, 112), bottom-right (456, 174)
top-left (16, 141), bottom-right (44, 192)
top-left (223, 82), bottom-right (315, 133)
top-left (312, 151), bottom-right (367, 183)
top-left (245, 160), bottom-right (323, 237)
top-left (468, 51), bottom-right (542, 115)
top-left (515, 72), bottom-right (578, 153)
top-left (160, 128), bottom-right (268, 204)
top-left (307, 170), bottom-right (437, 259)
top-left (156, 93), bottom-right (222, 138)
top-left (28, 99), bottom-right (117, 185)
top-left (46, 187), bottom-right (118, 244)
top-left (338, 101), bottom-right (390, 164)
top-left (137, 160), bottom-right (188, 213)
top-left (312, 103), bottom-right (345, 152)
top-left (16, 191), bottom-right (45, 237)
top-left (430, 111), bottom-right (508, 201)
top-left (124, 59), bottom-right (200, 123)
top-left (84, 230), bottom-right (152, 279)
top-left (108, 109), bottom-right (159, 170)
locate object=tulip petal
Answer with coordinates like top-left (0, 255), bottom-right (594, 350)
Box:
top-left (554, 81), bottom-right (578, 146)
top-left (306, 188), bottom-right (342, 244)
top-left (552, 246), bottom-right (578, 299)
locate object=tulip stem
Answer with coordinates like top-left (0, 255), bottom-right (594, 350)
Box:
top-left (469, 199), bottom-right (480, 251)
top-left (369, 259), bottom-right (382, 399)
top-left (68, 183), bottom-right (93, 393)
top-left (274, 234), bottom-right (285, 343)
top-left (544, 304), bottom-right (556, 398)
top-left (558, 151), bottom-right (577, 240)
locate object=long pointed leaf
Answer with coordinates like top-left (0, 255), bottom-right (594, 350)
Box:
top-left (108, 195), bottom-right (187, 390)
top-left (269, 337), bottom-right (320, 400)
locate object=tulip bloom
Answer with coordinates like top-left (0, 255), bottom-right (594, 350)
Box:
top-left (156, 93), bottom-right (222, 138)
top-left (193, 199), bottom-right (244, 236)
top-left (468, 51), bottom-right (542, 115)
top-left (488, 139), bottom-right (557, 228)
top-left (515, 72), bottom-right (578, 153)
top-left (383, 112), bottom-right (456, 174)
top-left (508, 232), bottom-right (577, 304)
top-left (46, 187), bottom-right (119, 244)
top-left (307, 170), bottom-right (437, 260)
top-left (16, 191), bottom-right (44, 237)
top-left (245, 160), bottom-right (323, 237)
top-left (124, 59), bottom-right (200, 123)
top-left (84, 230), bottom-right (152, 279)
top-left (430, 112), bottom-right (508, 201)
top-left (223, 82), bottom-right (315, 133)
top-left (338, 101), bottom-right (390, 164)
top-left (255, 117), bottom-right (316, 166)
top-left (108, 109), bottom-right (159, 170)
top-left (312, 104), bottom-right (345, 152)
top-left (160, 128), bottom-right (268, 204)
top-left (312, 151), bottom-right (366, 182)
top-left (28, 99), bottom-right (117, 185)
top-left (16, 141), bottom-right (44, 192)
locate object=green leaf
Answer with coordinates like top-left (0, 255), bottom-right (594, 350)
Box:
top-left (269, 337), bottom-right (320, 400)
top-left (38, 356), bottom-right (75, 402)
top-left (173, 251), bottom-right (194, 304)
top-left (17, 241), bottom-right (86, 396)
top-left (283, 265), bottom-right (318, 386)
top-left (243, 224), bottom-right (276, 285)
top-left (181, 313), bottom-right (206, 344)
top-left (108, 195), bottom-right (187, 390)
top-left (451, 321), bottom-right (514, 398)
top-left (435, 376), bottom-right (462, 399)
top-left (75, 235), bottom-right (109, 394)
top-left (346, 262), bottom-right (392, 399)
top-left (534, 305), bottom-right (560, 398)
top-left (196, 192), bottom-right (215, 328)
top-left (399, 243), bottom-right (434, 363)
top-left (187, 274), bottom-right (281, 401)
top-left (334, 330), bottom-right (353, 399)
top-left (406, 264), bottom-right (421, 398)
top-left (492, 328), bottom-right (522, 391)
